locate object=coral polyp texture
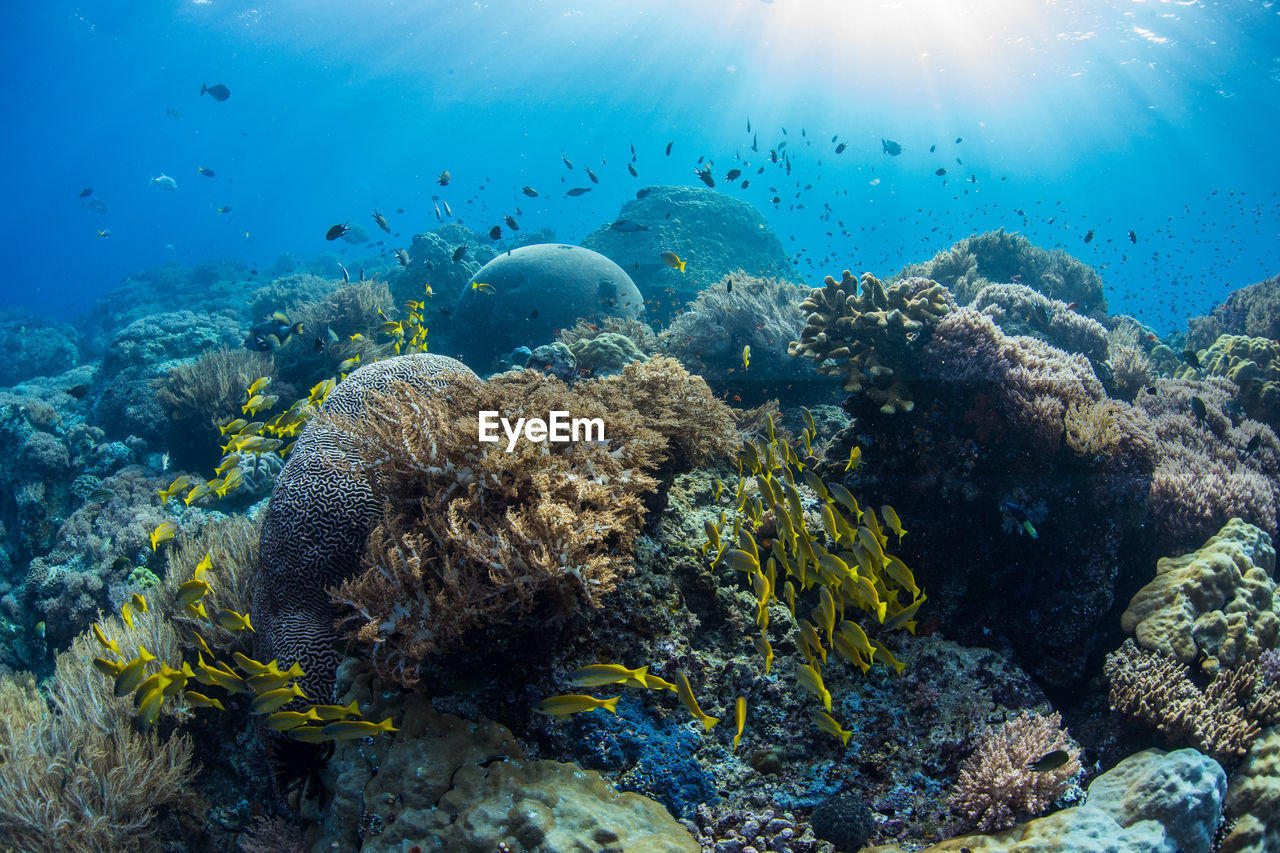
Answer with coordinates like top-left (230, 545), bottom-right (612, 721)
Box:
top-left (250, 353), bottom-right (476, 703)
top-left (788, 270), bottom-right (954, 414)
top-left (1121, 517), bottom-right (1278, 674)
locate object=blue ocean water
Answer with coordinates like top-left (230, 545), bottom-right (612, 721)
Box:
top-left (4, 0), bottom-right (1278, 332)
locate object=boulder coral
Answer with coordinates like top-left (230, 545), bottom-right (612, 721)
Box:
top-left (1186, 272), bottom-right (1280, 352)
top-left (1193, 334), bottom-right (1280, 429)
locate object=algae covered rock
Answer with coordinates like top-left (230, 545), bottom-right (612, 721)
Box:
top-left (310, 666), bottom-right (698, 853)
top-left (453, 243), bottom-right (643, 371)
top-left (1121, 518), bottom-right (1278, 673)
top-left (580, 186), bottom-right (798, 321)
top-left (865, 748), bottom-right (1225, 853)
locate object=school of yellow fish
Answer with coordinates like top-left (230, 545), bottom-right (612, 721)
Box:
top-left (537, 410), bottom-right (924, 753)
top-left (92, 550), bottom-right (396, 742)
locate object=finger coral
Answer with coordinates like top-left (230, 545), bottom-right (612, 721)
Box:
top-left (949, 711), bottom-right (1081, 832)
top-left (788, 271), bottom-right (954, 414)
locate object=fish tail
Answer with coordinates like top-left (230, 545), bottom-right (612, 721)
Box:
top-left (603, 696), bottom-right (620, 713)
top-left (678, 259), bottom-right (686, 273)
top-left (200, 83), bottom-right (207, 96)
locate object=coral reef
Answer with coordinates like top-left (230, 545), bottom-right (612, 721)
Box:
top-left (662, 270), bottom-right (816, 403)
top-left (682, 804), bottom-right (835, 853)
top-left (0, 307), bottom-right (79, 385)
top-left (1105, 639), bottom-right (1280, 759)
top-left (867, 748), bottom-right (1225, 853)
top-left (1121, 518), bottom-right (1277, 673)
top-left (970, 282), bottom-right (1110, 365)
top-left (304, 661), bottom-right (698, 853)
top-left (1186, 272), bottom-right (1280, 352)
top-left (388, 224), bottom-right (497, 309)
top-left (100, 310), bottom-right (244, 380)
top-left (1222, 725), bottom-right (1280, 853)
top-left (894, 229), bottom-right (1107, 318)
top-left (569, 330), bottom-right (647, 374)
top-left (251, 353), bottom-right (475, 703)
top-left (788, 271), bottom-right (955, 414)
top-left (155, 347), bottom-right (278, 468)
top-left (331, 357), bottom-right (734, 688)
top-left (452, 243), bottom-right (645, 371)
top-left (1195, 334), bottom-right (1280, 429)
top-left (948, 711), bottom-right (1081, 831)
top-left (581, 185), bottom-right (800, 321)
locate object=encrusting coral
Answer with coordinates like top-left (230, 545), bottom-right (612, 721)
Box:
top-left (329, 356), bottom-right (736, 688)
top-left (948, 711), bottom-right (1081, 832)
top-left (788, 271), bottom-right (954, 414)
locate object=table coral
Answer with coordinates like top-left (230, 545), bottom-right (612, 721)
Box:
top-left (788, 271), bottom-right (954, 414)
top-left (1122, 517), bottom-right (1278, 673)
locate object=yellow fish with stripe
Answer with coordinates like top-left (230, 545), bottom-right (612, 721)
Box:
top-left (533, 694), bottom-right (619, 716)
top-left (733, 696), bottom-right (747, 750)
top-left (149, 521), bottom-right (177, 551)
top-left (568, 663), bottom-right (650, 689)
top-left (674, 671), bottom-right (719, 731)
top-left (321, 717), bottom-right (398, 740)
top-left (795, 662), bottom-right (832, 712)
top-left (809, 708), bottom-right (853, 746)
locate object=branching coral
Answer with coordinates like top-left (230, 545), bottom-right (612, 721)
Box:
top-left (789, 271), bottom-right (954, 414)
top-left (949, 711), bottom-right (1081, 832)
top-left (1105, 639), bottom-right (1280, 760)
top-left (0, 607), bottom-right (194, 853)
top-left (160, 514), bottom-right (262, 652)
top-left (330, 358), bottom-right (734, 687)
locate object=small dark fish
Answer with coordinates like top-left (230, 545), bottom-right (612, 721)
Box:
top-left (504, 214), bottom-right (518, 230)
top-left (1027, 750), bottom-right (1069, 772)
top-left (65, 384), bottom-right (89, 399)
top-left (611, 220), bottom-right (649, 232)
top-left (1145, 386), bottom-right (1158, 395)
top-left (726, 278), bottom-right (733, 294)
top-left (566, 187), bottom-right (592, 197)
top-left (585, 167), bottom-right (599, 184)
top-left (522, 186), bottom-right (539, 197)
top-left (338, 261), bottom-right (350, 283)
top-left (1083, 229), bottom-right (1095, 243)
top-left (452, 245), bottom-right (467, 262)
top-left (78, 187), bottom-right (93, 198)
top-left (935, 168), bottom-right (948, 176)
top-left (562, 156), bottom-right (574, 169)
top-left (372, 210), bottom-right (390, 232)
top-left (1031, 304), bottom-right (1050, 328)
top-left (85, 199), bottom-right (109, 214)
top-left (325, 223), bottom-right (350, 241)
top-left (87, 487), bottom-right (115, 503)
top-left (725, 169), bottom-right (742, 181)
top-left (437, 170), bottom-right (451, 186)
top-left (627, 163), bottom-right (637, 177)
top-left (395, 249), bottom-right (410, 267)
top-left (636, 188), bottom-right (650, 199)
top-left (1244, 434), bottom-right (1262, 457)
top-left (1183, 348), bottom-right (1201, 369)
top-left (882, 138), bottom-right (903, 155)
top-left (198, 166), bottom-right (215, 177)
top-left (489, 225), bottom-right (502, 239)
top-left (740, 179), bottom-right (750, 189)
top-left (1129, 230), bottom-right (1138, 243)
top-left (313, 337), bottom-right (325, 354)
top-left (665, 142), bottom-right (673, 156)
top-left (528, 309), bottom-right (539, 320)
top-left (245, 312), bottom-right (303, 351)
top-left (955, 137), bottom-right (963, 144)
top-left (751, 133), bottom-right (758, 152)
top-left (1002, 501), bottom-right (1038, 539)
top-left (968, 174), bottom-right (977, 183)
top-left (396, 208), bottom-right (404, 214)
top-left (200, 83), bottom-right (231, 101)
top-left (695, 165), bottom-right (715, 187)
top-left (835, 142), bottom-right (847, 154)
top-left (1190, 395), bottom-right (1208, 425)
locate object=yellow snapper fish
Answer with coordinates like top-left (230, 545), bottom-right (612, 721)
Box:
top-left (533, 694), bottom-right (620, 716)
top-left (321, 717), bottom-right (398, 740)
top-left (232, 652), bottom-right (278, 676)
top-left (742, 345), bottom-right (751, 370)
top-left (218, 419), bottom-right (248, 436)
top-left (809, 708), bottom-right (853, 746)
top-left (795, 662), bottom-right (833, 712)
top-left (92, 622), bottom-right (121, 655)
top-left (265, 709), bottom-right (323, 731)
top-left (308, 699), bottom-right (360, 721)
top-left (568, 663), bottom-right (650, 689)
top-left (880, 505), bottom-right (908, 542)
top-left (752, 635), bottom-right (773, 674)
top-left (286, 725), bottom-right (330, 744)
top-left (217, 609), bottom-right (254, 632)
top-left (733, 696), bottom-right (747, 750)
top-left (149, 521), bottom-right (177, 551)
top-left (642, 673), bottom-right (678, 692)
top-left (249, 683), bottom-right (309, 714)
top-left (674, 671), bottom-right (720, 731)
top-left (246, 376), bottom-right (272, 397)
top-left (113, 646), bottom-right (157, 697)
top-left (844, 445), bottom-right (863, 472)
top-left (157, 476), bottom-right (193, 502)
top-left (184, 690), bottom-right (226, 711)
top-left (470, 281), bottom-right (495, 293)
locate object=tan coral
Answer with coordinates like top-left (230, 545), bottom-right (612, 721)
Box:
top-left (788, 271), bottom-right (954, 414)
top-left (1121, 518), bottom-right (1278, 673)
top-left (1221, 725), bottom-right (1280, 853)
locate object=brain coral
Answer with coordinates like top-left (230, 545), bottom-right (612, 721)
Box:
top-left (452, 243), bottom-right (644, 371)
top-left (1121, 517), bottom-right (1278, 674)
top-left (581, 185), bottom-right (800, 322)
top-left (250, 353), bottom-right (476, 703)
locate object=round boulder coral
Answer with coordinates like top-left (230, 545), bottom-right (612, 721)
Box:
top-left (453, 243), bottom-right (643, 371)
